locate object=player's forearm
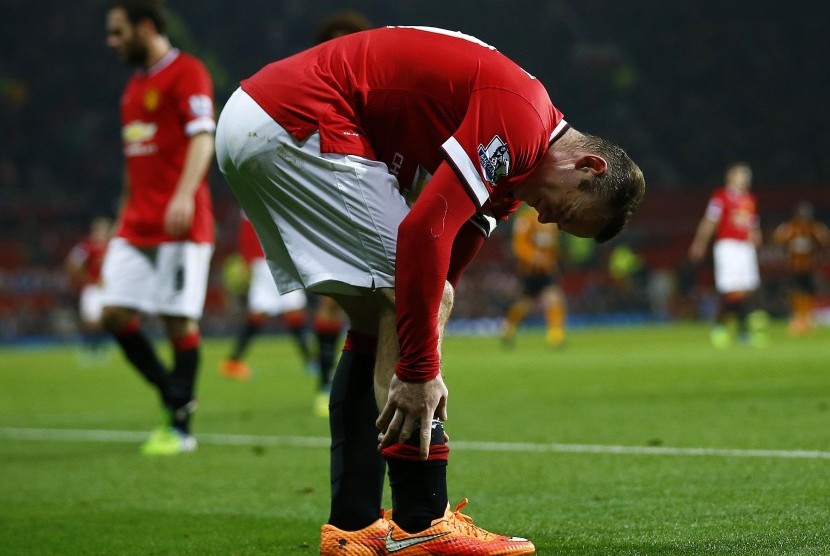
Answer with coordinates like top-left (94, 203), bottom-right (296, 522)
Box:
top-left (772, 225), bottom-right (786, 245)
top-left (691, 218), bottom-right (716, 247)
top-left (395, 169), bottom-right (476, 382)
top-left (395, 209), bottom-right (454, 383)
top-left (175, 132), bottom-right (214, 198)
top-left (446, 220), bottom-right (486, 287)
top-left (65, 261), bottom-right (85, 282)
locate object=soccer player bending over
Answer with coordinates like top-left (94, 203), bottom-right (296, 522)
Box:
top-left (217, 26), bottom-right (644, 555)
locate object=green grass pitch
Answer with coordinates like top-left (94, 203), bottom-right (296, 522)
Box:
top-left (1, 322), bottom-right (828, 555)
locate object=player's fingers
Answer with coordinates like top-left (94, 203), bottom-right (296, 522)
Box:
top-left (379, 410), bottom-right (404, 449)
top-left (398, 413), bottom-right (418, 445)
top-left (436, 396), bottom-right (448, 422)
top-left (419, 416), bottom-right (432, 460)
top-left (376, 400), bottom-right (396, 431)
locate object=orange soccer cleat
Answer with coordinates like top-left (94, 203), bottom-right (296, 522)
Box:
top-left (383, 498), bottom-right (535, 555)
top-left (320, 514), bottom-right (391, 556)
top-left (218, 359), bottom-right (251, 381)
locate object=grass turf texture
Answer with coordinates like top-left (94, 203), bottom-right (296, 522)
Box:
top-left (0, 322), bottom-right (828, 555)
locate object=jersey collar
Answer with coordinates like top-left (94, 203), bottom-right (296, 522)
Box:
top-left (143, 48), bottom-right (180, 77)
top-left (548, 119), bottom-right (570, 145)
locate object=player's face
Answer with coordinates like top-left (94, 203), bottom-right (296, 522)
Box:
top-left (518, 181), bottom-right (611, 238)
top-left (726, 166), bottom-right (752, 191)
top-left (515, 157), bottom-right (613, 239)
top-left (91, 218), bottom-right (112, 242)
top-left (106, 8), bottom-right (147, 67)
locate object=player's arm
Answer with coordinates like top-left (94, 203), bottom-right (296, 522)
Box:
top-left (772, 222), bottom-right (789, 245)
top-left (395, 162), bottom-right (478, 383)
top-left (378, 163), bottom-right (477, 459)
top-left (750, 214), bottom-right (762, 247)
top-left (164, 131), bottom-right (214, 237)
top-left (446, 219), bottom-right (487, 287)
top-left (814, 222), bottom-right (830, 250)
top-left (64, 245), bottom-right (88, 287)
top-left (688, 215), bottom-right (717, 262)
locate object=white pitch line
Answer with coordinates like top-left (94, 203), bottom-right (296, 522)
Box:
top-left (449, 440), bottom-right (830, 460)
top-left (2, 427), bottom-right (829, 460)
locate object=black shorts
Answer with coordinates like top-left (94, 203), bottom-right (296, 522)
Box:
top-left (522, 273), bottom-right (557, 297)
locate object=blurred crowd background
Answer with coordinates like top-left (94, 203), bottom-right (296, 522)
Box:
top-left (1, 0), bottom-right (828, 340)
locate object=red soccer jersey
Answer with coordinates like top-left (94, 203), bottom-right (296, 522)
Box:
top-left (704, 187), bottom-right (758, 242)
top-left (238, 211), bottom-right (265, 263)
top-left (68, 237), bottom-right (108, 285)
top-left (117, 49), bottom-right (215, 246)
top-left (241, 26), bottom-right (567, 222)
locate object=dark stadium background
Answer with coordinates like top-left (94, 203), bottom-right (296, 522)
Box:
top-left (1, 0), bottom-right (828, 340)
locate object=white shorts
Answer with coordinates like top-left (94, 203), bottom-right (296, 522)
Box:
top-left (101, 237), bottom-right (213, 319)
top-left (79, 284), bottom-right (104, 323)
top-left (713, 239), bottom-right (760, 294)
top-left (215, 88), bottom-right (410, 296)
top-left (248, 258), bottom-right (307, 315)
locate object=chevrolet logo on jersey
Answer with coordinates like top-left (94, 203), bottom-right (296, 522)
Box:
top-left (122, 121), bottom-right (158, 143)
top-left (478, 135), bottom-right (510, 185)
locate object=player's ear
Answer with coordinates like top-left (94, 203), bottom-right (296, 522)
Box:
top-left (136, 17), bottom-right (157, 39)
top-left (575, 155), bottom-right (607, 176)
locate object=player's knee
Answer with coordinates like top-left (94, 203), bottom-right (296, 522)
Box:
top-left (100, 306), bottom-right (133, 333)
top-left (163, 316), bottom-right (198, 339)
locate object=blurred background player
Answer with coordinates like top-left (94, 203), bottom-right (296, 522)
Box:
top-left (101, 0), bottom-right (216, 455)
top-left (65, 216), bottom-right (113, 364)
top-left (500, 205), bottom-right (567, 347)
top-left (219, 212), bottom-right (334, 412)
top-left (689, 162), bottom-right (766, 348)
top-left (307, 9), bottom-right (374, 410)
top-left (773, 201), bottom-right (830, 335)
top-left (314, 9), bottom-right (371, 43)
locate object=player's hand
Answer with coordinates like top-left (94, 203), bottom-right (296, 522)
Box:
top-left (377, 374), bottom-right (448, 460)
top-left (164, 193), bottom-right (195, 237)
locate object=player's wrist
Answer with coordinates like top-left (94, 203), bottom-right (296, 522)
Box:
top-left (395, 362), bottom-right (440, 383)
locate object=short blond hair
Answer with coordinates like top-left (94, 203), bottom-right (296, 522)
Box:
top-left (577, 134), bottom-right (645, 243)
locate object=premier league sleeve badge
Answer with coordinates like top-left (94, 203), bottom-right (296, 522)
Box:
top-left (477, 135), bottom-right (510, 185)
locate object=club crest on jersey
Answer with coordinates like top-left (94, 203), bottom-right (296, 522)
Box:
top-left (478, 135), bottom-right (510, 185)
top-left (143, 88), bottom-right (161, 112)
